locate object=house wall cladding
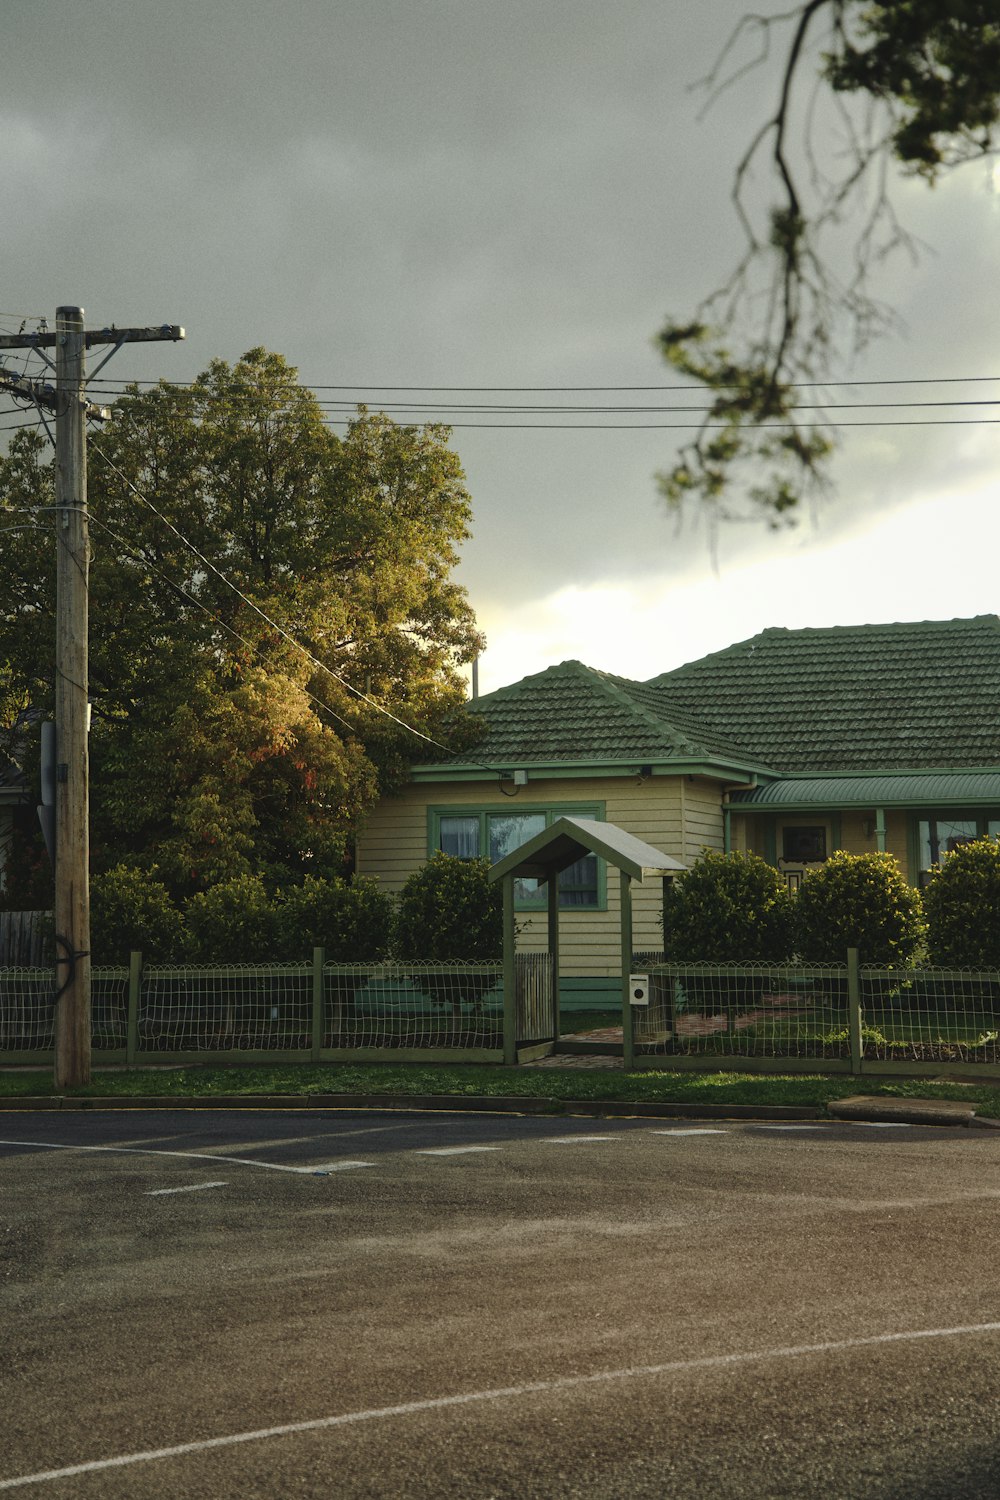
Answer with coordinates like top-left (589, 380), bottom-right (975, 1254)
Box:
top-left (357, 774), bottom-right (724, 978)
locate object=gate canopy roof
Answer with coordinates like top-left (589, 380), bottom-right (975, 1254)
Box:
top-left (488, 815), bottom-right (687, 885)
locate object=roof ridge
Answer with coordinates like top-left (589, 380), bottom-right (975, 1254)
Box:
top-left (589, 668), bottom-right (705, 755)
top-left (647, 614), bottom-right (1000, 685)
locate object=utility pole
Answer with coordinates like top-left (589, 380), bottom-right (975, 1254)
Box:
top-left (0, 308), bottom-right (184, 1086)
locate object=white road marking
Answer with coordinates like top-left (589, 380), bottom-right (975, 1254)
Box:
top-left (753, 1125), bottom-right (825, 1131)
top-left (651, 1128), bottom-right (727, 1136)
top-left (415, 1145), bottom-right (500, 1157)
top-left (4, 1320), bottom-right (1000, 1491)
top-left (543, 1134), bottom-right (616, 1144)
top-left (310, 1161), bottom-right (374, 1173)
top-left (146, 1181), bottom-right (227, 1197)
top-left (847, 1122), bottom-right (913, 1129)
top-left (0, 1140), bottom-right (337, 1177)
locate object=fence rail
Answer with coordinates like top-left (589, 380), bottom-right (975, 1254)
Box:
top-left (0, 952), bottom-right (548, 1064)
top-left (3, 950), bottom-right (1000, 1075)
top-left (636, 955), bottom-right (1000, 1073)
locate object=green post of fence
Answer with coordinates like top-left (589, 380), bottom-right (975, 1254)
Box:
top-left (621, 870), bottom-right (635, 1071)
top-left (126, 950), bottom-right (142, 1066)
top-left (847, 946), bottom-right (863, 1075)
top-left (503, 874), bottom-right (517, 1065)
top-left (311, 946), bottom-right (326, 1061)
top-left (547, 872), bottom-right (560, 1044)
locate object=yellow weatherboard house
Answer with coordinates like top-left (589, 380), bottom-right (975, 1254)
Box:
top-left (357, 616), bottom-right (1000, 1005)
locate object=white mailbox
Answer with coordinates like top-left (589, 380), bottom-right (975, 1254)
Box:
top-left (629, 973), bottom-right (649, 1007)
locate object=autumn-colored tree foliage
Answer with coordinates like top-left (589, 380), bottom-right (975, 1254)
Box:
top-left (0, 349), bottom-right (482, 899)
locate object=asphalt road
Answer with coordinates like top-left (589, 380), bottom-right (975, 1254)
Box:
top-left (2, 1108), bottom-right (999, 1498)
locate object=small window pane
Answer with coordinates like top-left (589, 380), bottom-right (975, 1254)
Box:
top-left (781, 826), bottom-right (826, 862)
top-left (489, 813), bottom-right (546, 905)
top-left (439, 815), bottom-right (480, 859)
top-left (558, 853), bottom-right (599, 908)
top-left (920, 818), bottom-right (977, 871)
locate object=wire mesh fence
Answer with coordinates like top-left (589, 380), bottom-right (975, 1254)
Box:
top-left (0, 966), bottom-right (128, 1051)
top-left (0, 967), bottom-right (55, 1050)
top-left (140, 964), bottom-right (314, 1051)
top-left (3, 952), bottom-right (1000, 1070)
top-left (324, 962), bottom-right (504, 1050)
top-left (640, 962), bottom-right (851, 1061)
top-left (862, 966), bottom-right (1000, 1065)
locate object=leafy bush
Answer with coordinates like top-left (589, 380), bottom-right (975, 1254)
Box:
top-left (184, 874), bottom-right (278, 962)
top-left (662, 850), bottom-right (794, 962)
top-left (273, 875), bottom-right (393, 961)
top-left (90, 865), bottom-right (184, 964)
top-left (794, 851), bottom-right (924, 966)
top-left (394, 852), bottom-right (502, 961)
top-left (922, 837), bottom-right (1000, 968)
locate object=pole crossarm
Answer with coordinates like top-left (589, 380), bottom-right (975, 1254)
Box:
top-left (0, 324), bottom-right (185, 350)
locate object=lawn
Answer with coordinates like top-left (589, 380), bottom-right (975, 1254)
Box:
top-left (1, 1060), bottom-right (998, 1117)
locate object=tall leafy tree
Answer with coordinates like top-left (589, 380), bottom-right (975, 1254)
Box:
top-left (658, 2), bottom-right (1000, 524)
top-left (0, 349), bottom-right (482, 897)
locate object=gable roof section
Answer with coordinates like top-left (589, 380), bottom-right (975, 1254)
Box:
top-left (645, 616), bottom-right (1000, 774)
top-left (416, 659), bottom-right (770, 780)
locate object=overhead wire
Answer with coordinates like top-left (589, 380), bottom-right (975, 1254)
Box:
top-left (87, 435), bottom-right (510, 783)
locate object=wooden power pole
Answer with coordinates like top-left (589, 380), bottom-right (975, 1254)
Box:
top-left (0, 307), bottom-right (184, 1086)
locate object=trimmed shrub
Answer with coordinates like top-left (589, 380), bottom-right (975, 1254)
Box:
top-left (922, 837), bottom-right (1000, 968)
top-left (273, 875), bottom-right (393, 961)
top-left (183, 874), bottom-right (278, 962)
top-left (794, 851), bottom-right (924, 966)
top-left (662, 850), bottom-right (794, 962)
top-left (90, 865), bottom-right (184, 965)
top-left (394, 852), bottom-right (502, 961)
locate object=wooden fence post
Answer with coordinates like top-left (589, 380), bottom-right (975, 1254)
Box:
top-left (311, 946), bottom-right (326, 1061)
top-left (127, 950), bottom-right (142, 1066)
top-left (847, 947), bottom-right (863, 1076)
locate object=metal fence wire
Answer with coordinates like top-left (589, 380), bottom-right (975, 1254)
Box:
top-left (324, 961), bottom-right (504, 1050)
top-left (0, 966), bottom-right (128, 1051)
top-left (0, 967), bottom-right (55, 1050)
top-left (641, 962), bottom-right (851, 1060)
top-left (862, 966), bottom-right (1000, 1065)
top-left (140, 964), bottom-right (313, 1051)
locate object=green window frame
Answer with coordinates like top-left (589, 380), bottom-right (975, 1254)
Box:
top-left (911, 811), bottom-right (1000, 885)
top-left (428, 802), bottom-right (607, 911)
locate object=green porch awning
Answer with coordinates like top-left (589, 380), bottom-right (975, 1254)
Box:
top-left (487, 815), bottom-right (687, 885)
top-left (729, 772), bottom-right (1000, 812)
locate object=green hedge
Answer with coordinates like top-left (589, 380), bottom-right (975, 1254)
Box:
top-left (662, 850), bottom-right (794, 962)
top-left (794, 851), bottom-right (924, 966)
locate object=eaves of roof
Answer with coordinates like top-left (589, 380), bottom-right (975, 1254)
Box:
top-left (729, 770), bottom-right (1000, 810)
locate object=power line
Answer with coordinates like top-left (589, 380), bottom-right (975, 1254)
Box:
top-left (81, 373), bottom-right (1000, 392)
top-left (89, 435), bottom-right (502, 777)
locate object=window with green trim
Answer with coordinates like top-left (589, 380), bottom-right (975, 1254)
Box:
top-left (915, 813), bottom-right (1000, 884)
top-left (432, 804), bottom-right (605, 909)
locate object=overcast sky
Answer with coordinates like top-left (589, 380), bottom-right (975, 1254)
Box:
top-left (3, 0), bottom-right (999, 693)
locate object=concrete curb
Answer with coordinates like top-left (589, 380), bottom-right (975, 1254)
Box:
top-left (0, 1093), bottom-right (996, 1125)
top-left (0, 1092), bottom-right (826, 1121)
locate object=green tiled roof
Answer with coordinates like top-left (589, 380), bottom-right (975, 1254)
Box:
top-left (458, 659), bottom-right (758, 769)
top-left (646, 615), bottom-right (1000, 773)
top-left (730, 771), bottom-right (1000, 809)
top-left (434, 615), bottom-right (1000, 779)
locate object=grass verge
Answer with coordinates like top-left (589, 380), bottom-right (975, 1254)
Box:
top-left (0, 1062), bottom-right (997, 1116)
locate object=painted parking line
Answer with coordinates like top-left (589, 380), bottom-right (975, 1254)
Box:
top-left (310, 1161), bottom-right (375, 1173)
top-left (5, 1320), bottom-right (1000, 1492)
top-left (415, 1146), bottom-right (501, 1157)
top-left (543, 1135), bottom-right (617, 1144)
top-left (146, 1181), bottom-right (228, 1196)
top-left (0, 1140), bottom-right (346, 1177)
